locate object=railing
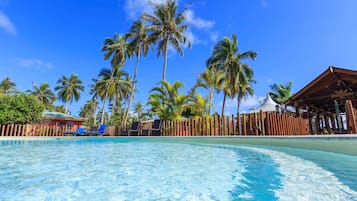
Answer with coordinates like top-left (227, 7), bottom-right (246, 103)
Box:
top-left (162, 112), bottom-right (309, 136)
top-left (0, 124), bottom-right (73, 137)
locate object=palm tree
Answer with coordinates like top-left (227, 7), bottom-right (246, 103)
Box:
top-left (27, 82), bottom-right (56, 109)
top-left (79, 99), bottom-right (98, 126)
top-left (147, 80), bottom-right (188, 120)
top-left (55, 74), bottom-right (84, 114)
top-left (90, 66), bottom-right (132, 125)
top-left (270, 81), bottom-right (293, 109)
top-left (207, 34), bottom-right (256, 117)
top-left (142, 0), bottom-right (191, 81)
top-left (195, 67), bottom-right (225, 115)
top-left (102, 33), bottom-right (130, 68)
top-left (122, 20), bottom-right (153, 127)
top-left (133, 101), bottom-right (144, 121)
top-left (0, 77), bottom-right (17, 95)
top-left (231, 61), bottom-right (256, 114)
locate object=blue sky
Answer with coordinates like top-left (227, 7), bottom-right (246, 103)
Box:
top-left (1, 0), bottom-right (357, 115)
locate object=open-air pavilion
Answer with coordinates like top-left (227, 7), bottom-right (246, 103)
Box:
top-left (286, 66), bottom-right (357, 134)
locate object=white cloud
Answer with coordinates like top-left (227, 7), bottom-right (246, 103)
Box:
top-left (0, 11), bottom-right (16, 35)
top-left (185, 29), bottom-right (204, 45)
top-left (123, 0), bottom-right (217, 46)
top-left (15, 58), bottom-right (53, 69)
top-left (184, 9), bottom-right (214, 29)
top-left (124, 0), bottom-right (170, 19)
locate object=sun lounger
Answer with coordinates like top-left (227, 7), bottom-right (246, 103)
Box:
top-left (63, 127), bottom-right (86, 136)
top-left (87, 124), bottom-right (107, 136)
top-left (142, 119), bottom-right (162, 136)
top-left (128, 121), bottom-right (141, 136)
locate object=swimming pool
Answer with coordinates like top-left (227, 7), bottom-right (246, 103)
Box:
top-left (0, 137), bottom-right (357, 200)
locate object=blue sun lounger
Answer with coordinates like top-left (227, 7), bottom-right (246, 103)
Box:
top-left (87, 124), bottom-right (107, 136)
top-left (63, 127), bottom-right (86, 136)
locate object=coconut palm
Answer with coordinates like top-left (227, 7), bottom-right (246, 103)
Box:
top-left (0, 77), bottom-right (17, 95)
top-left (147, 80), bottom-right (188, 120)
top-left (207, 34), bottom-right (256, 117)
top-left (195, 67), bottom-right (225, 115)
top-left (142, 0), bottom-right (191, 81)
top-left (102, 33), bottom-right (130, 68)
top-left (90, 66), bottom-right (132, 125)
top-left (79, 99), bottom-right (99, 126)
top-left (270, 81), bottom-right (293, 109)
top-left (123, 20), bottom-right (153, 128)
top-left (27, 82), bottom-right (56, 108)
top-left (133, 101), bottom-right (144, 121)
top-left (55, 74), bottom-right (84, 114)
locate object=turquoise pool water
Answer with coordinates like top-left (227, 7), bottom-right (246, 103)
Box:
top-left (0, 137), bottom-right (357, 200)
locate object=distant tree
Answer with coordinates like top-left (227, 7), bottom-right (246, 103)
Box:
top-left (0, 77), bottom-right (17, 95)
top-left (79, 99), bottom-right (98, 126)
top-left (142, 0), bottom-right (191, 81)
top-left (207, 34), bottom-right (256, 117)
top-left (90, 66), bottom-right (131, 125)
top-left (0, 94), bottom-right (44, 124)
top-left (55, 74), bottom-right (84, 114)
top-left (27, 82), bottom-right (56, 109)
top-left (195, 67), bottom-right (225, 115)
top-left (133, 101), bottom-right (144, 121)
top-left (270, 81), bottom-right (293, 110)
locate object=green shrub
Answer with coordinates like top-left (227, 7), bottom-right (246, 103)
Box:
top-left (0, 94), bottom-right (44, 124)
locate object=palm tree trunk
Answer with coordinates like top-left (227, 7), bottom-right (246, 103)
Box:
top-left (93, 112), bottom-right (96, 126)
top-left (162, 37), bottom-right (169, 81)
top-left (237, 96), bottom-right (242, 134)
top-left (123, 49), bottom-right (141, 128)
top-left (208, 89), bottom-right (213, 115)
top-left (65, 102), bottom-right (69, 114)
top-left (100, 98), bottom-right (107, 125)
top-left (221, 92), bottom-right (227, 135)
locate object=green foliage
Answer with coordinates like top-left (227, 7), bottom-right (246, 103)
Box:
top-left (142, 0), bottom-right (191, 81)
top-left (0, 94), bottom-right (44, 124)
top-left (147, 80), bottom-right (189, 121)
top-left (0, 77), bottom-right (17, 95)
top-left (270, 81), bottom-right (293, 104)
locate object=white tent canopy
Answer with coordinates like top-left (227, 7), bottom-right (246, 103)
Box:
top-left (250, 94), bottom-right (280, 113)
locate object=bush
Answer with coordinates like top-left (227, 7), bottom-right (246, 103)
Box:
top-left (0, 94), bottom-right (44, 124)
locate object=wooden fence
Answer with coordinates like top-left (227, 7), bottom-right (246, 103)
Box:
top-left (0, 124), bottom-right (73, 137)
top-left (162, 112), bottom-right (309, 136)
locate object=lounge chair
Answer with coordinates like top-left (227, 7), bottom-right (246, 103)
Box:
top-left (128, 121), bottom-right (141, 136)
top-left (142, 119), bottom-right (162, 136)
top-left (87, 124), bottom-right (107, 136)
top-left (63, 127), bottom-right (86, 136)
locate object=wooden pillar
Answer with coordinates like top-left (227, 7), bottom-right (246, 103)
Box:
top-left (345, 100), bottom-right (357, 134)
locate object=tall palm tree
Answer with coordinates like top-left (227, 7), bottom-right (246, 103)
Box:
top-left (123, 20), bottom-right (153, 127)
top-left (55, 74), bottom-right (84, 114)
top-left (195, 67), bottom-right (225, 115)
top-left (270, 81), bottom-right (293, 109)
top-left (90, 66), bottom-right (132, 125)
top-left (142, 0), bottom-right (191, 81)
top-left (207, 34), bottom-right (256, 117)
top-left (27, 82), bottom-right (56, 109)
top-left (0, 77), bottom-right (17, 95)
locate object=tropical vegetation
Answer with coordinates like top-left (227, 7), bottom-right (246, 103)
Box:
top-left (0, 0), bottom-right (261, 126)
top-left (0, 94), bottom-right (44, 124)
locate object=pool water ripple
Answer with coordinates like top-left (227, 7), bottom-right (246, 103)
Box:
top-left (0, 139), bottom-right (357, 200)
